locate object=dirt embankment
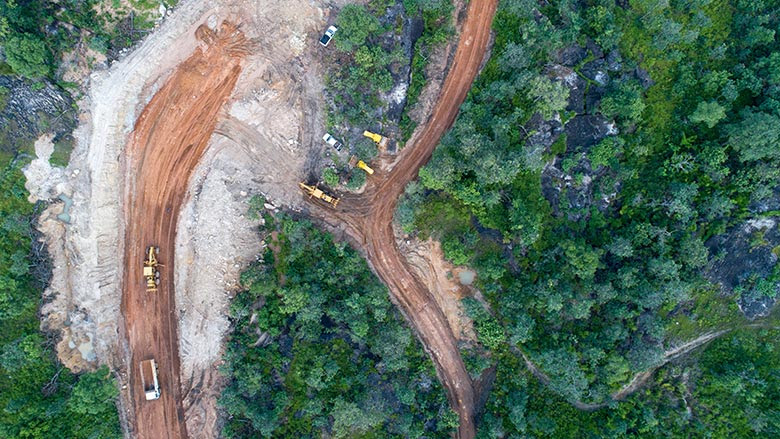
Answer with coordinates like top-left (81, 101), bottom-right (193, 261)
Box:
top-left (399, 235), bottom-right (478, 343)
top-left (27, 0), bottom-right (223, 382)
top-left (305, 1), bottom-right (498, 437)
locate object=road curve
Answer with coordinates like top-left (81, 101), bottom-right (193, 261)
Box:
top-left (307, 1), bottom-right (498, 437)
top-left (121, 22), bottom-right (247, 439)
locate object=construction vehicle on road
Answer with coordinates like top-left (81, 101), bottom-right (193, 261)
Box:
top-left (349, 155), bottom-right (374, 175)
top-left (139, 359), bottom-right (160, 400)
top-left (143, 246), bottom-right (161, 292)
top-left (299, 182), bottom-right (340, 208)
top-left (363, 130), bottom-right (389, 152)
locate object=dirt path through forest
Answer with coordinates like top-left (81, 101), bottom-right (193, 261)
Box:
top-left (513, 328), bottom-right (734, 411)
top-left (121, 22), bottom-right (248, 439)
top-left (306, 0), bottom-right (498, 437)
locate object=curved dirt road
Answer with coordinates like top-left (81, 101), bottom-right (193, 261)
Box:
top-left (307, 1), bottom-right (498, 437)
top-left (121, 23), bottom-right (248, 439)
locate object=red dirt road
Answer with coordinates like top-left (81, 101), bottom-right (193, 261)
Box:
top-left (121, 23), bottom-right (248, 439)
top-left (308, 1), bottom-right (498, 437)
top-left (118, 0), bottom-right (495, 436)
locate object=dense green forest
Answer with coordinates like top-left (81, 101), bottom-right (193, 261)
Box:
top-left (0, 158), bottom-right (120, 438)
top-left (397, 0), bottom-right (780, 435)
top-left (479, 328), bottom-right (780, 437)
top-left (0, 2), bottom-right (130, 434)
top-left (0, 0), bottom-right (175, 79)
top-left (219, 213), bottom-right (457, 438)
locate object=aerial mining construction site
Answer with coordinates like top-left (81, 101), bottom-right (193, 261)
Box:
top-left (23, 0), bottom-right (497, 437)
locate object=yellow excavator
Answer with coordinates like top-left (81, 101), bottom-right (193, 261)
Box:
top-left (299, 182), bottom-right (340, 208)
top-left (349, 155), bottom-right (374, 175)
top-left (363, 130), bottom-right (389, 151)
top-left (143, 246), bottom-right (161, 292)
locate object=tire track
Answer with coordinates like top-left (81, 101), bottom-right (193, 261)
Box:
top-left (305, 1), bottom-right (498, 437)
top-left (121, 22), bottom-right (248, 439)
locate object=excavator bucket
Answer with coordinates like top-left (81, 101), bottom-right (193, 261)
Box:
top-left (357, 160), bottom-right (374, 175)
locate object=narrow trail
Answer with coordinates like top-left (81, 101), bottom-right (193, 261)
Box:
top-left (305, 1), bottom-right (498, 437)
top-left (513, 328), bottom-right (734, 411)
top-left (121, 22), bottom-right (248, 439)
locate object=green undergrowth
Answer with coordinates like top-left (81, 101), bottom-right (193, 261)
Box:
top-left (219, 213), bottom-right (456, 438)
top-left (0, 157), bottom-right (121, 438)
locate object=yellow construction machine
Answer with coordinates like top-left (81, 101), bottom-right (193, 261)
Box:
top-left (349, 155), bottom-right (374, 175)
top-left (299, 182), bottom-right (340, 208)
top-left (143, 246), bottom-right (161, 292)
top-left (363, 130), bottom-right (389, 151)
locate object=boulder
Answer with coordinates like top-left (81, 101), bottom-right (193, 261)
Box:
top-left (705, 218), bottom-right (780, 319)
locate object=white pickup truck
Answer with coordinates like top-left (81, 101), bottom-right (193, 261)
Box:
top-left (323, 133), bottom-right (343, 151)
top-left (319, 25), bottom-right (338, 47)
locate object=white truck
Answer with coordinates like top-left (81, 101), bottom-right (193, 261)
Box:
top-left (323, 133), bottom-right (343, 151)
top-left (139, 359), bottom-right (160, 401)
top-left (319, 25), bottom-right (337, 47)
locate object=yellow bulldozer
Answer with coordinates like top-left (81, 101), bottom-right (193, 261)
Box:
top-left (299, 182), bottom-right (340, 208)
top-left (143, 246), bottom-right (161, 292)
top-left (348, 155), bottom-right (374, 175)
top-left (363, 130), bottom-right (389, 152)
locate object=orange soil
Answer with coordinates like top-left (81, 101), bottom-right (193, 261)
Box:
top-left (307, 1), bottom-right (498, 438)
top-left (121, 22), bottom-right (248, 439)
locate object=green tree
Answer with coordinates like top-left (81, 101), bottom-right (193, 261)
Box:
top-left (600, 80), bottom-right (645, 124)
top-left (727, 109), bottom-right (780, 162)
top-left (335, 5), bottom-right (382, 52)
top-left (322, 167), bottom-right (339, 187)
top-left (526, 75), bottom-right (569, 119)
top-left (346, 169), bottom-right (366, 190)
top-left (4, 34), bottom-right (49, 78)
top-left (588, 137), bottom-right (624, 169)
top-left (690, 100), bottom-right (726, 128)
top-left (67, 366), bottom-right (119, 416)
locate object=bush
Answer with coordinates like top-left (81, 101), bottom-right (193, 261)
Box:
top-left (335, 5), bottom-right (382, 53)
top-left (346, 169), bottom-right (366, 190)
top-left (4, 34), bottom-right (50, 78)
top-left (322, 167), bottom-right (340, 187)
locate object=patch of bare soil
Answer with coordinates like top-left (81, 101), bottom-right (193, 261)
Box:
top-left (25, 0), bottom-right (341, 437)
top-left (174, 147), bottom-right (269, 439)
top-left (397, 231), bottom-right (477, 343)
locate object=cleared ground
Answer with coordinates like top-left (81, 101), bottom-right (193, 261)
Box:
top-left (121, 22), bottom-right (248, 439)
top-left (30, 0), bottom-right (496, 437)
top-left (307, 1), bottom-right (498, 437)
